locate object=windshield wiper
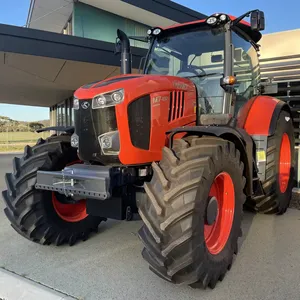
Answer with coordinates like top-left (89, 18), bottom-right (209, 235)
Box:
top-left (184, 72), bottom-right (221, 79)
top-left (158, 47), bottom-right (182, 60)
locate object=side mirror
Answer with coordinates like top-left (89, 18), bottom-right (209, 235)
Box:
top-left (115, 38), bottom-right (122, 54)
top-left (139, 56), bottom-right (146, 73)
top-left (251, 10), bottom-right (265, 31)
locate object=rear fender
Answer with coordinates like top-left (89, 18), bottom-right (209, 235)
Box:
top-left (238, 95), bottom-right (291, 136)
top-left (237, 95), bottom-right (291, 181)
top-left (168, 126), bottom-right (254, 196)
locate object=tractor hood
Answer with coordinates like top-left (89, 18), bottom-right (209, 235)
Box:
top-left (74, 74), bottom-right (195, 100)
top-left (73, 74), bottom-right (196, 165)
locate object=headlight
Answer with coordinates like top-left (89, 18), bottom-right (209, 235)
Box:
top-left (71, 133), bottom-right (79, 148)
top-left (152, 28), bottom-right (161, 35)
top-left (73, 97), bottom-right (79, 110)
top-left (92, 89), bottom-right (124, 109)
top-left (98, 131), bottom-right (120, 155)
top-left (219, 14), bottom-right (227, 21)
top-left (206, 16), bottom-right (217, 25)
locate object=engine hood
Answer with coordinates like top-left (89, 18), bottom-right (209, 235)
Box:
top-left (74, 74), bottom-right (195, 100)
top-left (73, 73), bottom-right (197, 166)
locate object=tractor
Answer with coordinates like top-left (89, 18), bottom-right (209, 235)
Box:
top-left (2, 10), bottom-right (295, 289)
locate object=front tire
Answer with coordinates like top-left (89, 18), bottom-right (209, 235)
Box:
top-left (2, 135), bottom-right (105, 246)
top-left (138, 137), bottom-right (246, 288)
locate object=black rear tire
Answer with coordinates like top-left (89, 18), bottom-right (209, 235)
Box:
top-left (250, 111), bottom-right (295, 214)
top-left (2, 135), bottom-right (105, 246)
top-left (138, 136), bottom-right (246, 288)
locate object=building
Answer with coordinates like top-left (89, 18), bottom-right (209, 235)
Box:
top-left (0, 0), bottom-right (205, 127)
top-left (0, 2), bottom-right (299, 146)
top-left (259, 30), bottom-right (300, 145)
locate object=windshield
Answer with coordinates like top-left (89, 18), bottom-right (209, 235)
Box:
top-left (144, 26), bottom-right (226, 113)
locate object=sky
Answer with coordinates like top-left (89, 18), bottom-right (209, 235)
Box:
top-left (0, 0), bottom-right (299, 121)
top-left (0, 0), bottom-right (49, 121)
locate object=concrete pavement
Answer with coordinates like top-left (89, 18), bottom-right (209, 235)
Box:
top-left (0, 268), bottom-right (76, 300)
top-left (1, 153), bottom-right (300, 300)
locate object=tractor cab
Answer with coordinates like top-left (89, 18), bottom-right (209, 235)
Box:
top-left (142, 11), bottom-right (264, 120)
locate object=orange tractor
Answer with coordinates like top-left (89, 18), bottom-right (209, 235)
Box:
top-left (2, 10), bottom-right (295, 288)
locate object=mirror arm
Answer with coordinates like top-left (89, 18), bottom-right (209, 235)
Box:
top-left (233, 26), bottom-right (260, 51)
top-left (232, 9), bottom-right (259, 26)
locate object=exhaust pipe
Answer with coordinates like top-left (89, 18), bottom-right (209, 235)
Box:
top-left (117, 29), bottom-right (132, 74)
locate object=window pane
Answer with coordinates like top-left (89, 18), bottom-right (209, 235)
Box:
top-left (232, 31), bottom-right (260, 113)
top-left (61, 105), bottom-right (65, 126)
top-left (145, 27), bottom-right (226, 114)
top-left (56, 105), bottom-right (60, 126)
top-left (57, 103), bottom-right (66, 127)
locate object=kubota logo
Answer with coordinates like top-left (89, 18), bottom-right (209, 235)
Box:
top-left (81, 101), bottom-right (90, 109)
top-left (173, 81), bottom-right (190, 90)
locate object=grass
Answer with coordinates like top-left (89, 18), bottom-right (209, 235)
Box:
top-left (0, 144), bottom-right (35, 152)
top-left (0, 132), bottom-right (50, 152)
top-left (0, 131), bottom-right (50, 143)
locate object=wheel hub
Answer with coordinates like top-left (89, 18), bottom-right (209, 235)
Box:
top-left (52, 193), bottom-right (88, 222)
top-left (51, 159), bottom-right (88, 223)
top-left (206, 196), bottom-right (218, 225)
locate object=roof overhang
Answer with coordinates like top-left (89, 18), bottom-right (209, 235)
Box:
top-left (0, 24), bottom-right (146, 107)
top-left (27, 0), bottom-right (74, 33)
top-left (27, 0), bottom-right (206, 33)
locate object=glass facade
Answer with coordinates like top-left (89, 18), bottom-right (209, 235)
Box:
top-left (54, 97), bottom-right (74, 127)
top-left (63, 17), bottom-right (73, 35)
top-left (50, 2), bottom-right (151, 127)
top-left (73, 2), bottom-right (149, 45)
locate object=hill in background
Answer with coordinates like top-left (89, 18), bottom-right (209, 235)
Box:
top-left (0, 115), bottom-right (50, 132)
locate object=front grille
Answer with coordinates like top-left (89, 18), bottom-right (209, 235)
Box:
top-left (168, 91), bottom-right (185, 122)
top-left (74, 100), bottom-right (119, 163)
top-left (128, 95), bottom-right (151, 150)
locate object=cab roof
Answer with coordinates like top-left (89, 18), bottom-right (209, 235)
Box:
top-left (163, 14), bottom-right (262, 43)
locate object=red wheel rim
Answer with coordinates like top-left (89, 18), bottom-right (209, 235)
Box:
top-left (52, 160), bottom-right (88, 222)
top-left (279, 133), bottom-right (291, 193)
top-left (204, 172), bottom-right (235, 255)
top-left (52, 194), bottom-right (88, 222)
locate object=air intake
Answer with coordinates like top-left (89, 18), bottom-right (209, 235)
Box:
top-left (168, 91), bottom-right (185, 122)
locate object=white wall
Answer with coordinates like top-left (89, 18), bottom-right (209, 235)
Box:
top-left (260, 29), bottom-right (300, 59)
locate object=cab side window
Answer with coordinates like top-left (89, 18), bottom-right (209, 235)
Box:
top-left (232, 32), bottom-right (260, 112)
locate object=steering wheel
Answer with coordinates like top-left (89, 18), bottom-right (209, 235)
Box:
top-left (177, 65), bottom-right (206, 78)
top-left (189, 65), bottom-right (206, 78)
